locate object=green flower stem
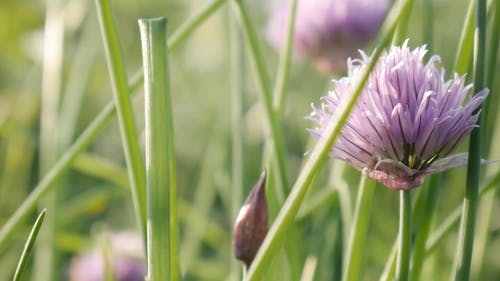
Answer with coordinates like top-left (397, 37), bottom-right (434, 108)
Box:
top-left (396, 190), bottom-right (411, 281)
top-left (139, 17), bottom-right (172, 281)
top-left (484, 0), bottom-right (500, 150)
top-left (244, 2), bottom-right (415, 279)
top-left (341, 177), bottom-right (376, 281)
top-left (453, 0), bottom-right (475, 75)
top-left (471, 2), bottom-right (500, 279)
top-left (35, 0), bottom-right (65, 278)
top-left (392, 0), bottom-right (413, 45)
top-left (232, 0), bottom-right (289, 193)
top-left (379, 183), bottom-right (426, 281)
top-left (12, 209), bottom-right (47, 281)
top-left (229, 4), bottom-right (245, 280)
top-left (426, 170), bottom-right (500, 254)
top-left (410, 175), bottom-right (440, 281)
top-left (452, 0), bottom-right (487, 280)
top-left (95, 0), bottom-right (147, 236)
top-left (272, 0), bottom-right (298, 116)
top-left (0, 0), bottom-right (222, 253)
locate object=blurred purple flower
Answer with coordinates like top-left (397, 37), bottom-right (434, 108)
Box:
top-left (267, 0), bottom-right (389, 73)
top-left (307, 42), bottom-right (488, 190)
top-left (69, 232), bottom-right (146, 281)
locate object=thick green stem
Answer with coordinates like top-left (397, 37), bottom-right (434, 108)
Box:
top-left (410, 175), bottom-right (440, 281)
top-left (452, 0), bottom-right (487, 280)
top-left (342, 177), bottom-right (376, 281)
top-left (396, 190), bottom-right (411, 281)
top-left (139, 18), bottom-right (172, 281)
top-left (95, 0), bottom-right (147, 236)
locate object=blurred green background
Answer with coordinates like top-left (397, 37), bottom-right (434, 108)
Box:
top-left (0, 0), bottom-right (499, 280)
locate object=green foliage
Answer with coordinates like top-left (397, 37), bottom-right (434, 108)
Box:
top-left (0, 0), bottom-right (499, 280)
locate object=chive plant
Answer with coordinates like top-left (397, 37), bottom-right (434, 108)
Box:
top-left (0, 0), bottom-right (498, 280)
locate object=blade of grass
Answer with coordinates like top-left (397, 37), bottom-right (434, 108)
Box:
top-left (272, 0), bottom-right (298, 116)
top-left (95, 0), bottom-right (147, 238)
top-left (379, 243), bottom-right (398, 281)
top-left (410, 175), bottom-right (440, 281)
top-left (451, 0), bottom-right (487, 279)
top-left (244, 0), bottom-right (416, 279)
top-left (59, 14), bottom-right (98, 149)
top-left (0, 0), bottom-right (224, 252)
top-left (483, 0), bottom-right (500, 152)
top-left (139, 17), bottom-right (173, 281)
top-left (341, 177), bottom-right (376, 281)
top-left (426, 170), bottom-right (500, 254)
top-left (471, 2), bottom-right (500, 277)
top-left (392, 0), bottom-right (413, 45)
top-left (35, 0), bottom-right (65, 278)
top-left (453, 0), bottom-right (475, 75)
top-left (232, 0), bottom-right (289, 196)
top-left (12, 209), bottom-right (47, 281)
top-left (228, 3), bottom-right (245, 280)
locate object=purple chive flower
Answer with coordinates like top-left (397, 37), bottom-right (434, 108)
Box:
top-left (267, 0), bottom-right (388, 73)
top-left (68, 232), bottom-right (146, 281)
top-left (307, 41), bottom-right (489, 190)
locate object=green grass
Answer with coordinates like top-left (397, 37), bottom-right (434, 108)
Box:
top-left (0, 0), bottom-right (499, 280)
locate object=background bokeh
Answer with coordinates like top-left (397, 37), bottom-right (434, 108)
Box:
top-left (0, 0), bottom-right (499, 280)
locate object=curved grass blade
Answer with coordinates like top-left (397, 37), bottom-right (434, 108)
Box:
top-left (12, 209), bottom-right (47, 281)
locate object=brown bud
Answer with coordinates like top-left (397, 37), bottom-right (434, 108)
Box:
top-left (233, 170), bottom-right (269, 267)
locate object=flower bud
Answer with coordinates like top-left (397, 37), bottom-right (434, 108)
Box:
top-left (233, 170), bottom-right (269, 267)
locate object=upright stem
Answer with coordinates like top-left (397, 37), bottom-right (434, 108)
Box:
top-left (452, 0), bottom-right (486, 280)
top-left (229, 3), bottom-right (245, 280)
top-left (272, 0), bottom-right (298, 116)
top-left (232, 0), bottom-right (289, 195)
top-left (342, 177), bottom-right (376, 281)
top-left (396, 190), bottom-right (411, 281)
top-left (35, 0), bottom-right (65, 279)
top-left (139, 18), bottom-right (172, 281)
top-left (410, 176), bottom-right (440, 281)
top-left (95, 0), bottom-right (147, 236)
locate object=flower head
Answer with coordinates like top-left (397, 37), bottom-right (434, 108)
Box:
top-left (267, 0), bottom-right (388, 73)
top-left (68, 232), bottom-right (146, 281)
top-left (307, 42), bottom-right (489, 190)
